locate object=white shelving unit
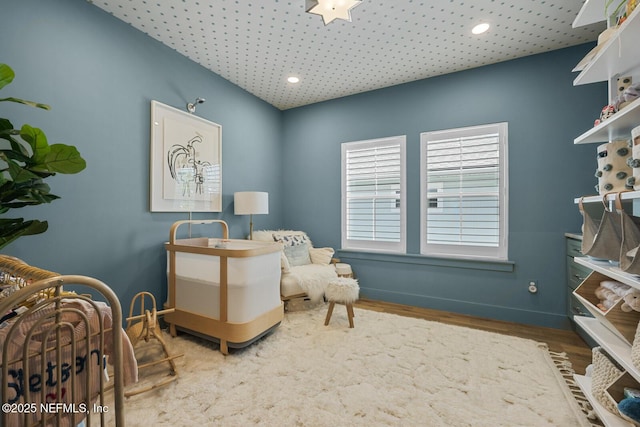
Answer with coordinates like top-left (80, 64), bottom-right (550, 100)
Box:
top-left (575, 257), bottom-right (640, 290)
top-left (572, 0), bottom-right (609, 28)
top-left (571, 2), bottom-right (640, 425)
top-left (575, 316), bottom-right (640, 383)
top-left (572, 4), bottom-right (640, 145)
top-left (574, 374), bottom-right (633, 426)
top-left (574, 190), bottom-right (640, 204)
top-left (575, 97), bottom-right (640, 144)
top-left (573, 6), bottom-right (640, 87)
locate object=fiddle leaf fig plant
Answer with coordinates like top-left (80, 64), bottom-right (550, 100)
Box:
top-left (0, 63), bottom-right (86, 250)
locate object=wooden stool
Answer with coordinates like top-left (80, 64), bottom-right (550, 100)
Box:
top-left (335, 263), bottom-right (354, 278)
top-left (324, 277), bottom-right (359, 328)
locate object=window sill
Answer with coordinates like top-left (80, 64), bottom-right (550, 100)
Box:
top-left (336, 250), bottom-right (515, 272)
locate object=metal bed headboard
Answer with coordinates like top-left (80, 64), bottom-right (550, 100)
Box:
top-left (0, 256), bottom-right (125, 427)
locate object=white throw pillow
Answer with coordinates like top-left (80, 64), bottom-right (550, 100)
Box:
top-left (281, 253), bottom-right (291, 273)
top-left (284, 242), bottom-right (312, 266)
top-left (309, 247), bottom-right (334, 265)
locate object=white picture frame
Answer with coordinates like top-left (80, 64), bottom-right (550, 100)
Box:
top-left (150, 100), bottom-right (222, 212)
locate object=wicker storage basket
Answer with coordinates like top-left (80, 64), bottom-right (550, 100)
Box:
top-left (592, 347), bottom-right (624, 415)
top-left (605, 371), bottom-right (640, 417)
top-left (632, 321), bottom-right (640, 371)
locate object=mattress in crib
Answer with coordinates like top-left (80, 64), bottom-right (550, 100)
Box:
top-left (168, 250), bottom-right (281, 323)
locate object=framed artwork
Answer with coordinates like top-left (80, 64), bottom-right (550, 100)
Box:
top-left (150, 100), bottom-right (222, 212)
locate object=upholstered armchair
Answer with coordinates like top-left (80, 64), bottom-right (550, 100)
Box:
top-left (251, 230), bottom-right (338, 302)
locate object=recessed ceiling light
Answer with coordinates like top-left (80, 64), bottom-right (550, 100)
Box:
top-left (472, 23), bottom-right (490, 35)
top-left (287, 76), bottom-right (300, 84)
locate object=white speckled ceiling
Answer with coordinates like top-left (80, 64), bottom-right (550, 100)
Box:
top-left (88, 0), bottom-right (604, 110)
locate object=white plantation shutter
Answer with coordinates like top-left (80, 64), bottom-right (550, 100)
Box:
top-left (420, 123), bottom-right (508, 260)
top-left (342, 136), bottom-right (406, 253)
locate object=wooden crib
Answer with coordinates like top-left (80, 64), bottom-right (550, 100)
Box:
top-left (0, 255), bottom-right (129, 426)
top-left (164, 220), bottom-right (283, 354)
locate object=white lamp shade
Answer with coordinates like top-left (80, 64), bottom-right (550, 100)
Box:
top-left (234, 191), bottom-right (269, 215)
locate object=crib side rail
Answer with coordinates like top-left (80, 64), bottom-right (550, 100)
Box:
top-left (0, 275), bottom-right (126, 427)
top-left (169, 219), bottom-right (229, 244)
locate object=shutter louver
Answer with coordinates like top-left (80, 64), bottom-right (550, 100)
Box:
top-left (346, 144), bottom-right (401, 243)
top-left (425, 133), bottom-right (500, 247)
top-left (421, 123), bottom-right (508, 260)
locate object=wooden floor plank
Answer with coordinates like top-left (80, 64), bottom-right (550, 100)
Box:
top-left (355, 298), bottom-right (593, 374)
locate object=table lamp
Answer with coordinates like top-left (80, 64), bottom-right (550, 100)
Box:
top-left (234, 191), bottom-right (269, 239)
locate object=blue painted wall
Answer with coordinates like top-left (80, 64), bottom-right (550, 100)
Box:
top-left (1, 0), bottom-right (284, 307)
top-left (1, 0), bottom-right (605, 328)
top-left (281, 46), bottom-right (606, 328)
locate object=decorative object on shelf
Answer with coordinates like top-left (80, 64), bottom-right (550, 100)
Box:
top-left (629, 0), bottom-right (640, 17)
top-left (599, 104), bottom-right (617, 123)
top-left (618, 396), bottom-right (640, 425)
top-left (622, 83), bottom-right (640, 109)
top-left (150, 100), bottom-right (222, 212)
top-left (595, 140), bottom-right (633, 194)
top-left (613, 77), bottom-right (640, 111)
top-left (591, 346), bottom-right (624, 415)
top-left (607, 0), bottom-right (631, 25)
top-left (305, 0), bottom-right (362, 25)
top-left (573, 27), bottom-right (617, 73)
top-left (234, 191), bottom-right (269, 240)
top-left (622, 289), bottom-right (640, 312)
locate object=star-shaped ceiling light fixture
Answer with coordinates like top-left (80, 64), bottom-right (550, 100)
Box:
top-left (305, 0), bottom-right (362, 25)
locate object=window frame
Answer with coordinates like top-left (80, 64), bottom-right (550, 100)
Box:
top-left (341, 135), bottom-right (407, 254)
top-left (419, 122), bottom-right (509, 261)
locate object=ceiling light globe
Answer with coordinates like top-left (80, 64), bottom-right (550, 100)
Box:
top-left (287, 76), bottom-right (300, 83)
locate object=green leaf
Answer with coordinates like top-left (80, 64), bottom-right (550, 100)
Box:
top-left (0, 64), bottom-right (15, 91)
top-left (0, 217), bottom-right (48, 250)
top-left (20, 124), bottom-right (50, 163)
top-left (39, 144), bottom-right (86, 174)
top-left (0, 179), bottom-right (57, 209)
top-left (0, 118), bottom-right (13, 133)
top-left (6, 160), bottom-right (41, 183)
top-left (1, 146), bottom-right (32, 164)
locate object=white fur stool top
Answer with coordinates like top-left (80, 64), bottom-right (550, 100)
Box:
top-left (324, 277), bottom-right (359, 328)
top-left (325, 277), bottom-right (359, 303)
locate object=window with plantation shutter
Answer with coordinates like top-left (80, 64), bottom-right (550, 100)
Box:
top-left (420, 123), bottom-right (508, 260)
top-left (341, 136), bottom-right (406, 253)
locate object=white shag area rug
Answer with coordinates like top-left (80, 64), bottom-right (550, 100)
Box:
top-left (107, 305), bottom-right (591, 427)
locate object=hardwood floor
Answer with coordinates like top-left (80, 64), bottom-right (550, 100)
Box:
top-left (354, 298), bottom-right (593, 374)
